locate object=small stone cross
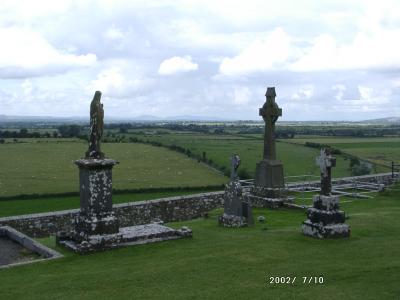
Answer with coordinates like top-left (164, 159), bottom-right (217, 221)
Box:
top-left (316, 148), bottom-right (336, 196)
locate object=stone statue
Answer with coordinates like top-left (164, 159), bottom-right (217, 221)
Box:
top-left (86, 91), bottom-right (105, 159)
top-left (230, 154), bottom-right (241, 181)
top-left (316, 148), bottom-right (336, 196)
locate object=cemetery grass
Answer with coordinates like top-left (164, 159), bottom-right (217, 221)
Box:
top-left (1, 190), bottom-right (399, 299)
top-left (0, 140), bottom-right (227, 197)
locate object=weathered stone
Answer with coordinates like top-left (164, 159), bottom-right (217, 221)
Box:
top-left (86, 91), bottom-right (105, 159)
top-left (306, 208), bottom-right (346, 225)
top-left (316, 148), bottom-right (336, 196)
top-left (219, 155), bottom-right (253, 227)
top-left (302, 220), bottom-right (350, 239)
top-left (254, 87), bottom-right (285, 190)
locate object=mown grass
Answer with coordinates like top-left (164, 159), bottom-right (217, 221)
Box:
top-left (0, 141), bottom-right (227, 197)
top-left (1, 189), bottom-right (399, 299)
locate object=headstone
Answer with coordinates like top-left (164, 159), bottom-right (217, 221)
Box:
top-left (57, 91), bottom-right (192, 254)
top-left (250, 87), bottom-right (290, 204)
top-left (218, 155), bottom-right (253, 227)
top-left (302, 148), bottom-right (350, 238)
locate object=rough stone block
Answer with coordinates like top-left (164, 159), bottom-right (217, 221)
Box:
top-left (302, 220), bottom-right (350, 239)
top-left (306, 208), bottom-right (346, 225)
top-left (312, 194), bottom-right (339, 211)
top-left (254, 159), bottom-right (284, 188)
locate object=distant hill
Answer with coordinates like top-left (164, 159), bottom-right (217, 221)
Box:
top-left (358, 117), bottom-right (400, 124)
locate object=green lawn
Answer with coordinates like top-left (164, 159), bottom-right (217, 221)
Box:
top-left (0, 140), bottom-right (227, 197)
top-left (1, 188), bottom-right (399, 299)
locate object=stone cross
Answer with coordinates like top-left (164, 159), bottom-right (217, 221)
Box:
top-left (316, 148), bottom-right (336, 196)
top-left (86, 91), bottom-right (105, 159)
top-left (259, 87), bottom-right (282, 160)
top-left (230, 154), bottom-right (241, 181)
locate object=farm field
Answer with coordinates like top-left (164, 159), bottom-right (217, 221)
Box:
top-left (1, 188), bottom-right (399, 299)
top-left (0, 140), bottom-right (226, 197)
top-left (288, 137), bottom-right (399, 168)
top-left (122, 132), bottom-right (353, 180)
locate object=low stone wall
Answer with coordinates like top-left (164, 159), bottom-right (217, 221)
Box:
top-left (0, 192), bottom-right (224, 238)
top-left (286, 172), bottom-right (398, 189)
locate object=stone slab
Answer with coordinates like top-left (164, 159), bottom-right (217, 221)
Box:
top-left (58, 223), bottom-right (192, 254)
top-left (302, 220), bottom-right (350, 239)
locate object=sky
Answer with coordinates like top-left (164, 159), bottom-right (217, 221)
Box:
top-left (0, 0), bottom-right (400, 121)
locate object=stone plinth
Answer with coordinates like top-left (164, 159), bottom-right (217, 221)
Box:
top-left (57, 158), bottom-right (122, 253)
top-left (218, 181), bottom-right (253, 227)
top-left (58, 223), bottom-right (192, 254)
top-left (254, 159), bottom-right (284, 189)
top-left (73, 159), bottom-right (120, 241)
top-left (302, 195), bottom-right (350, 239)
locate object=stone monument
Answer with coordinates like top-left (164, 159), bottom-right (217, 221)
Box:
top-left (57, 91), bottom-right (192, 254)
top-left (250, 87), bottom-right (291, 207)
top-left (302, 149), bottom-right (350, 238)
top-left (218, 155), bottom-right (253, 227)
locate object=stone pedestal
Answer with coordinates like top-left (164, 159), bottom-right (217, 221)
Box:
top-left (254, 159), bottom-right (284, 189)
top-left (218, 181), bottom-right (253, 227)
top-left (57, 158), bottom-right (122, 253)
top-left (302, 195), bottom-right (350, 239)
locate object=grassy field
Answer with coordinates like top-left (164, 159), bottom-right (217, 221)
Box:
top-left (0, 140), bottom-right (226, 197)
top-left (1, 188), bottom-right (399, 299)
top-left (123, 132), bottom-right (353, 179)
top-left (289, 137), bottom-right (399, 169)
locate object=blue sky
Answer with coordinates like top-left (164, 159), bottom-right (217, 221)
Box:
top-left (0, 0), bottom-right (399, 120)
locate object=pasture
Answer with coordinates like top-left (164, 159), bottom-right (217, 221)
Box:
top-left (123, 131), bottom-right (353, 179)
top-left (0, 140), bottom-right (226, 197)
top-left (289, 137), bottom-right (399, 169)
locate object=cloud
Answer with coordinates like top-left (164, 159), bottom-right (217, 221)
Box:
top-left (291, 85), bottom-right (314, 100)
top-left (233, 86), bottom-right (251, 105)
top-left (218, 28), bottom-right (291, 76)
top-left (332, 84), bottom-right (346, 100)
top-left (88, 67), bottom-right (150, 98)
top-left (0, 27), bottom-right (97, 78)
top-left (158, 56), bottom-right (198, 75)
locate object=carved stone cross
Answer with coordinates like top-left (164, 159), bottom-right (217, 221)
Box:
top-left (230, 154), bottom-right (241, 181)
top-left (259, 87), bottom-right (282, 160)
top-left (316, 148), bottom-right (336, 196)
top-left (86, 91), bottom-right (105, 159)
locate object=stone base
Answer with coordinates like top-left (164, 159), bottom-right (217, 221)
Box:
top-left (254, 159), bottom-right (284, 188)
top-left (218, 214), bottom-right (248, 227)
top-left (73, 213), bottom-right (120, 241)
top-left (251, 186), bottom-right (287, 198)
top-left (307, 208), bottom-right (346, 225)
top-left (302, 220), bottom-right (350, 239)
top-left (247, 193), bottom-right (294, 209)
top-left (57, 223), bottom-right (192, 254)
top-left (312, 194), bottom-right (339, 210)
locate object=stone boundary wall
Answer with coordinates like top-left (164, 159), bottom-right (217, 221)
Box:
top-left (286, 172), bottom-right (398, 189)
top-left (0, 192), bottom-right (224, 238)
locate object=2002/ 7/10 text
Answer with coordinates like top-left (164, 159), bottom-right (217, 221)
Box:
top-left (268, 276), bottom-right (324, 284)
